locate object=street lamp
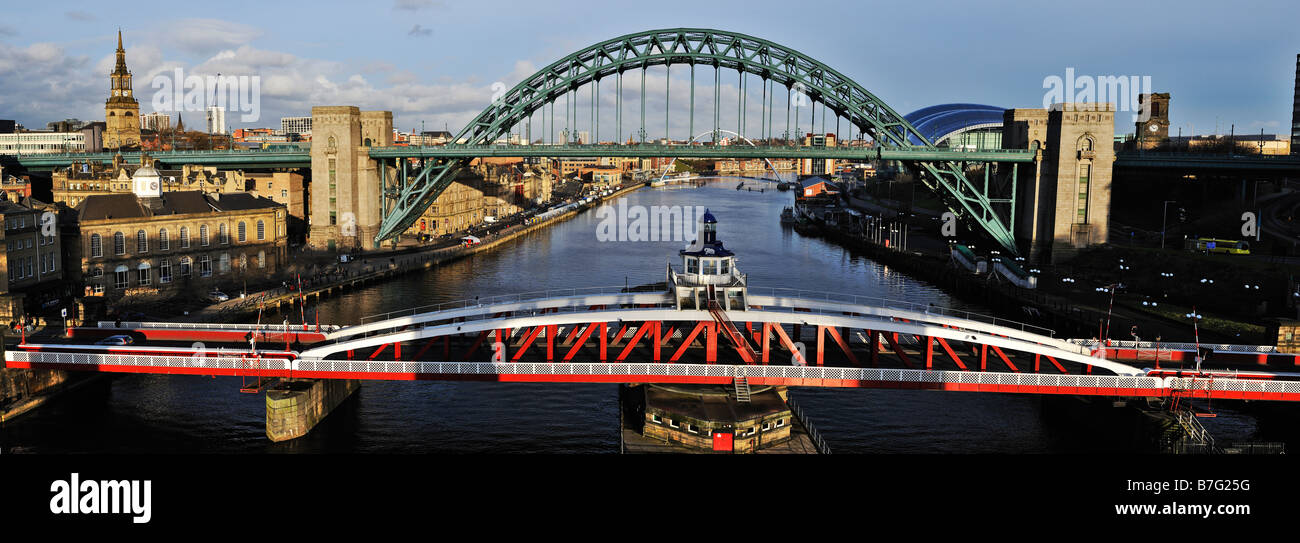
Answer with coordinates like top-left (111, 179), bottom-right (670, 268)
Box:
top-left (1160, 200), bottom-right (1176, 249)
top-left (1186, 308), bottom-right (1204, 372)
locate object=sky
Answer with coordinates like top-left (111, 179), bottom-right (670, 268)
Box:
top-left (0, 0), bottom-right (1297, 141)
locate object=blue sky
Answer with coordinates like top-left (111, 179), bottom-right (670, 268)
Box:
top-left (0, 0), bottom-right (1297, 140)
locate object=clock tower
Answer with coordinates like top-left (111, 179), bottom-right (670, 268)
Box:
top-left (104, 29), bottom-right (141, 150)
top-left (1135, 92), bottom-right (1170, 149)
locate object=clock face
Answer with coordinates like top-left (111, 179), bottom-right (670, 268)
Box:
top-left (149, 181), bottom-right (158, 190)
top-left (1148, 123), bottom-right (1160, 133)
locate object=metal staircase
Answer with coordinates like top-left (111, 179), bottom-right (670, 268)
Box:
top-left (733, 366), bottom-right (752, 403)
top-left (707, 299), bottom-right (758, 363)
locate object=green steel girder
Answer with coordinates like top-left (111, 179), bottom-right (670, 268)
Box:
top-left (371, 28), bottom-right (1022, 253)
top-left (369, 144), bottom-right (1036, 163)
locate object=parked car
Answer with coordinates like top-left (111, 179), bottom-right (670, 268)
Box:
top-left (209, 290), bottom-right (230, 302)
top-left (95, 335), bottom-right (135, 346)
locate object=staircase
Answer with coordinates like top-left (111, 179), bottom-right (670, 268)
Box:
top-left (733, 366), bottom-right (752, 403)
top-left (707, 299), bottom-right (759, 363)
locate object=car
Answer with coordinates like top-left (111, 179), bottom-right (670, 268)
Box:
top-left (209, 290), bottom-right (230, 302)
top-left (96, 335), bottom-right (135, 346)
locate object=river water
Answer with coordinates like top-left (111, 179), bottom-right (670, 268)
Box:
top-left (0, 178), bottom-right (1270, 453)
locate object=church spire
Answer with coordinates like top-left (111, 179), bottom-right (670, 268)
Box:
top-left (113, 28), bottom-right (129, 75)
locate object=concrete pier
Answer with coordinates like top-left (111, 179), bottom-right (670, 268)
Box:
top-left (265, 378), bottom-right (360, 442)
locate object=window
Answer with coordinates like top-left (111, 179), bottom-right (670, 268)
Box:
top-left (219, 224), bottom-right (229, 244)
top-left (257, 250), bottom-right (265, 269)
top-left (218, 253), bottom-right (230, 274)
top-left (1076, 164), bottom-right (1091, 224)
top-left (159, 259), bottom-right (172, 284)
top-left (685, 257), bottom-right (697, 274)
top-left (136, 230), bottom-right (147, 253)
top-left (199, 255), bottom-right (212, 277)
top-left (180, 256), bottom-right (192, 278)
top-left (702, 259), bottom-right (717, 275)
top-left (115, 269), bottom-right (129, 289)
top-left (256, 220), bottom-right (265, 240)
top-left (90, 233), bottom-right (102, 258)
top-left (159, 228), bottom-right (169, 251)
top-left (137, 266), bottom-right (150, 286)
top-left (113, 232), bottom-right (125, 255)
top-left (281, 189), bottom-right (287, 198)
top-left (180, 227), bottom-right (190, 248)
top-left (200, 225), bottom-right (210, 246)
top-left (237, 222), bottom-right (246, 243)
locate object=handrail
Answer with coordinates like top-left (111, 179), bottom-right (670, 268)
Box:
top-left (357, 283), bottom-right (1055, 338)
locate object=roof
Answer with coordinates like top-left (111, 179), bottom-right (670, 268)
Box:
top-left (76, 190), bottom-right (280, 222)
top-left (800, 176), bottom-right (830, 188)
top-left (903, 103), bottom-right (1007, 145)
top-left (76, 193), bottom-right (151, 221)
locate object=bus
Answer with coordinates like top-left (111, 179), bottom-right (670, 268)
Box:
top-left (1190, 238), bottom-right (1251, 255)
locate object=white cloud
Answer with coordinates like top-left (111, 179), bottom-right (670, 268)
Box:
top-left (393, 0), bottom-right (442, 11)
top-left (155, 18), bottom-right (264, 56)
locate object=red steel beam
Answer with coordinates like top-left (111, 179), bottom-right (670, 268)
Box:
top-left (669, 322), bottom-right (709, 362)
top-left (616, 323), bottom-right (652, 361)
top-left (933, 337), bottom-right (968, 371)
top-left (989, 345), bottom-right (1019, 373)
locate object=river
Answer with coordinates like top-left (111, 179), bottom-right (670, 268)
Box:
top-left (0, 177), bottom-right (1270, 453)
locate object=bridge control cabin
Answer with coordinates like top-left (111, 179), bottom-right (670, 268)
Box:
top-left (667, 210), bottom-right (747, 311)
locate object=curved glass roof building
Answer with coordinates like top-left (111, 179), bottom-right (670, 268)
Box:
top-left (903, 103), bottom-right (1006, 149)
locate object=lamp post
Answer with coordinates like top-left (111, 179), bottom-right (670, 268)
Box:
top-left (1160, 200), bottom-right (1176, 249)
top-left (1186, 308), bottom-right (1204, 372)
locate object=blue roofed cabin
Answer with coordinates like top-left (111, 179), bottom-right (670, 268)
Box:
top-left (666, 209), bottom-right (747, 310)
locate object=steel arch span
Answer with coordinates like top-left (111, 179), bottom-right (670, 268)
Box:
top-left (375, 28), bottom-right (1020, 252)
top-left (658, 129), bottom-right (782, 182)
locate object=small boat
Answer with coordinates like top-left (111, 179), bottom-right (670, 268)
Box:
top-left (736, 182), bottom-right (745, 190)
top-left (776, 182), bottom-right (792, 192)
top-left (780, 207), bottom-right (797, 224)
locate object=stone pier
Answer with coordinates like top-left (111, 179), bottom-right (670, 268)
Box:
top-left (265, 378), bottom-right (360, 441)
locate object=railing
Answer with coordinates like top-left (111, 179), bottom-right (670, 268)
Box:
top-left (1068, 339), bottom-right (1280, 354)
top-left (13, 350), bottom-right (1165, 385)
top-left (787, 396), bottom-right (831, 455)
top-left (338, 284), bottom-right (1064, 358)
top-left (744, 286), bottom-right (1057, 338)
top-left (668, 268), bottom-right (747, 287)
top-left (358, 284), bottom-right (664, 324)
top-left (96, 321), bottom-right (342, 333)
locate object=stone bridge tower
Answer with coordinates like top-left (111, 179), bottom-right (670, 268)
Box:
top-left (1005, 103), bottom-right (1115, 264)
top-left (308, 106), bottom-right (392, 251)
